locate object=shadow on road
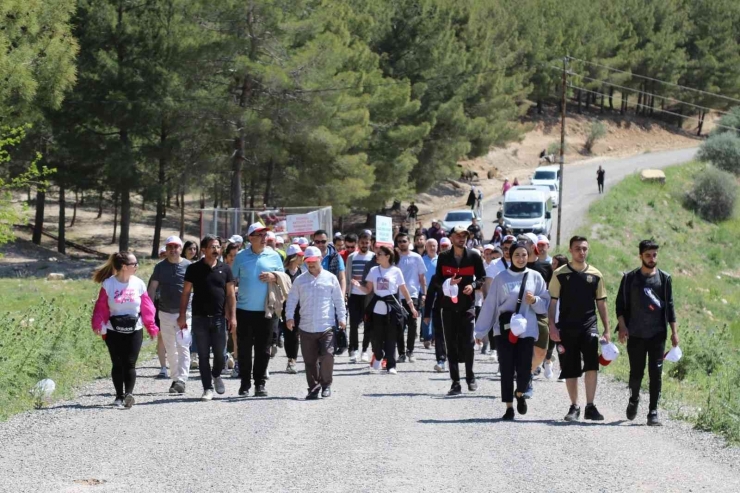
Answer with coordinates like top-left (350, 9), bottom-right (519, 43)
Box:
top-left (418, 417), bottom-right (631, 426)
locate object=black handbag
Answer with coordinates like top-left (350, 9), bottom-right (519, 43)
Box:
top-left (498, 272), bottom-right (529, 330)
top-left (109, 314), bottom-right (140, 333)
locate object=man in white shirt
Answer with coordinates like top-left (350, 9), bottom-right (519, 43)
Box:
top-left (395, 232), bottom-right (427, 362)
top-left (345, 232), bottom-right (375, 362)
top-left (286, 247), bottom-right (347, 400)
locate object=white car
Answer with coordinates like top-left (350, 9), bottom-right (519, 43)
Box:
top-left (545, 183), bottom-right (559, 207)
top-left (441, 210), bottom-right (475, 231)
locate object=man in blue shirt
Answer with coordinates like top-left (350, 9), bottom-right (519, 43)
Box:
top-left (421, 238), bottom-right (438, 346)
top-left (232, 223), bottom-right (284, 397)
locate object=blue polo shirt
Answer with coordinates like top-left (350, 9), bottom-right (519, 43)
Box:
top-left (233, 247), bottom-right (284, 311)
top-left (423, 255), bottom-right (438, 288)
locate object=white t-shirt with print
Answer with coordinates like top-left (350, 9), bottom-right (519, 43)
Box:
top-left (367, 265), bottom-right (405, 315)
top-left (102, 275), bottom-right (148, 331)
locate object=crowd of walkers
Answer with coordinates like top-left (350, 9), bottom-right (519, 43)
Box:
top-left (91, 219), bottom-right (678, 425)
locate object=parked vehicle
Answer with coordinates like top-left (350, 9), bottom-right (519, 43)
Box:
top-left (531, 165), bottom-right (561, 190)
top-left (500, 186), bottom-right (553, 238)
top-left (441, 210), bottom-right (476, 231)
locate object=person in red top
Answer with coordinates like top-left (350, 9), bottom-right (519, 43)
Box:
top-left (339, 233), bottom-right (357, 263)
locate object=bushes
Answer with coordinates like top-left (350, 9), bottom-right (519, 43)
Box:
top-left (697, 132), bottom-right (740, 175)
top-left (584, 121), bottom-right (607, 153)
top-left (685, 166), bottom-right (738, 222)
top-left (547, 140), bottom-right (569, 156)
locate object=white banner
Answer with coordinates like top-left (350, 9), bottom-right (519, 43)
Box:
top-left (287, 212), bottom-right (320, 236)
top-left (375, 215), bottom-right (393, 246)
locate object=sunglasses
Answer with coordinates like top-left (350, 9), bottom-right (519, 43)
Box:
top-left (314, 240), bottom-right (327, 245)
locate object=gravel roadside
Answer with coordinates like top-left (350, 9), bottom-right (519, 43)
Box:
top-left (0, 339), bottom-right (738, 493)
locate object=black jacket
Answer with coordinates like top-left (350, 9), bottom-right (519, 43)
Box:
top-left (615, 268), bottom-right (676, 329)
top-left (433, 247), bottom-right (486, 312)
top-left (365, 294), bottom-right (407, 327)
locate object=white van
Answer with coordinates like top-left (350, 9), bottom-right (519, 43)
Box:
top-left (531, 165), bottom-right (561, 189)
top-left (501, 186), bottom-right (553, 238)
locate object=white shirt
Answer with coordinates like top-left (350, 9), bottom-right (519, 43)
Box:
top-left (285, 269), bottom-right (347, 333)
top-left (397, 251), bottom-right (426, 298)
top-left (101, 276), bottom-right (148, 331)
top-left (486, 258), bottom-right (509, 281)
top-left (367, 265), bottom-right (405, 315)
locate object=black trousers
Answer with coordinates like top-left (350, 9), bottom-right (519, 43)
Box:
top-left (372, 313), bottom-right (398, 370)
top-left (104, 329), bottom-right (143, 398)
top-left (348, 294), bottom-right (366, 352)
top-left (597, 179), bottom-right (604, 193)
top-left (192, 316), bottom-right (227, 390)
top-left (282, 311), bottom-right (300, 360)
top-left (495, 334), bottom-right (534, 403)
top-left (236, 309), bottom-right (273, 389)
top-left (399, 297), bottom-right (420, 355)
top-left (627, 334), bottom-right (666, 411)
top-left (441, 308), bottom-right (475, 383)
top-left (432, 308), bottom-right (446, 362)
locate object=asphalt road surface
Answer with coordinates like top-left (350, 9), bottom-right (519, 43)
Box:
top-left (2, 146), bottom-right (739, 493)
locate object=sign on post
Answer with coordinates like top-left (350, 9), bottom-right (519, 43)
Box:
top-left (375, 215), bottom-right (393, 247)
top-left (287, 211), bottom-right (320, 236)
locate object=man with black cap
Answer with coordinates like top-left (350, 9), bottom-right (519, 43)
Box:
top-left (434, 225), bottom-right (486, 395)
top-left (616, 239), bottom-right (678, 426)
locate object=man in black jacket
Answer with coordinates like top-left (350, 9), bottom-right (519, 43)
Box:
top-left (434, 226), bottom-right (487, 395)
top-left (616, 239), bottom-right (678, 426)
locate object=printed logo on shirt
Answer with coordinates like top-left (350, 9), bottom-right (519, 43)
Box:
top-left (586, 275), bottom-right (594, 283)
top-left (113, 288), bottom-right (137, 304)
top-left (441, 265), bottom-right (475, 278)
top-left (376, 277), bottom-right (390, 291)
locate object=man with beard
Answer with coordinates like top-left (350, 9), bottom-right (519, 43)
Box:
top-left (616, 240), bottom-right (678, 426)
top-left (413, 233), bottom-right (427, 256)
top-left (395, 232), bottom-right (427, 362)
top-left (345, 232), bottom-right (375, 363)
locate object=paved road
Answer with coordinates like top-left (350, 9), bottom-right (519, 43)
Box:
top-left (481, 147), bottom-right (699, 245)
top-left (3, 146), bottom-right (740, 493)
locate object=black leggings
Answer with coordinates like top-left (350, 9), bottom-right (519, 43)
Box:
top-left (545, 338), bottom-right (557, 361)
top-left (282, 311), bottom-right (300, 360)
top-left (627, 334), bottom-right (666, 411)
top-left (495, 334), bottom-right (534, 403)
top-left (372, 313), bottom-right (398, 370)
top-left (104, 329), bottom-right (143, 398)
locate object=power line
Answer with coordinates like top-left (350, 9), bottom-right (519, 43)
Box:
top-left (566, 56), bottom-right (740, 106)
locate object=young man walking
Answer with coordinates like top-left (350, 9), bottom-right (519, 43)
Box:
top-left (286, 247), bottom-right (347, 400)
top-left (596, 166), bottom-right (605, 194)
top-left (345, 232), bottom-right (375, 362)
top-left (179, 235), bottom-right (236, 401)
top-left (149, 236), bottom-right (191, 394)
top-left (232, 223), bottom-right (285, 397)
top-left (548, 236), bottom-right (611, 421)
top-left (434, 226), bottom-right (486, 395)
top-left (616, 240), bottom-right (678, 426)
top-left (395, 232), bottom-right (427, 362)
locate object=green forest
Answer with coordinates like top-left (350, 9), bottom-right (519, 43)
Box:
top-left (2, 0), bottom-right (740, 256)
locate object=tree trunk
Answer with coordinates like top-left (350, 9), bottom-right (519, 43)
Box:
top-left (213, 182), bottom-right (218, 209)
top-left (27, 187), bottom-right (31, 203)
top-left (248, 178), bottom-right (256, 208)
top-left (536, 99), bottom-right (543, 114)
top-left (199, 192), bottom-right (205, 209)
top-left (80, 190), bottom-right (85, 206)
top-left (119, 187), bottom-right (130, 251)
top-left (585, 89), bottom-right (591, 111)
top-left (112, 191), bottom-right (119, 244)
top-left (577, 89), bottom-right (582, 114)
top-left (263, 158), bottom-right (274, 206)
top-left (609, 87), bottom-right (614, 110)
top-left (697, 110), bottom-right (705, 136)
top-left (70, 190), bottom-right (78, 227)
top-left (152, 126), bottom-right (167, 258)
top-left (179, 186), bottom-right (185, 239)
top-left (97, 189), bottom-right (104, 219)
top-left (636, 85), bottom-right (643, 114)
top-left (32, 190), bottom-right (45, 245)
top-left (58, 184), bottom-right (66, 254)
top-left (600, 87), bottom-right (605, 113)
top-left (676, 106), bottom-right (683, 128)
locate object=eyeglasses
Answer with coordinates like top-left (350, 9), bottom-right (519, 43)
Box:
top-left (208, 245), bottom-right (222, 250)
top-left (314, 240), bottom-right (327, 245)
top-left (125, 262), bottom-right (139, 267)
top-left (376, 252), bottom-right (388, 257)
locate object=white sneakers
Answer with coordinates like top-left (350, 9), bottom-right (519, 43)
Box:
top-left (349, 351), bottom-right (358, 363)
top-left (201, 389), bottom-right (214, 401)
top-left (112, 398), bottom-right (124, 408)
top-left (407, 353), bottom-right (416, 363)
top-left (490, 351), bottom-right (499, 363)
top-left (226, 354), bottom-right (235, 369)
top-left (361, 352), bottom-right (370, 363)
top-left (544, 360), bottom-right (554, 379)
top-left (370, 359), bottom-right (382, 373)
top-left (434, 361), bottom-right (446, 372)
top-left (388, 368), bottom-right (398, 375)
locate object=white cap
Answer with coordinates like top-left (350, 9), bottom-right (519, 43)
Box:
top-left (537, 234), bottom-right (550, 245)
top-left (292, 237), bottom-right (300, 244)
top-left (286, 244), bottom-right (304, 257)
top-left (276, 236), bottom-right (285, 245)
top-left (304, 246), bottom-right (322, 261)
top-left (158, 246), bottom-right (167, 254)
top-left (165, 235), bottom-right (183, 246)
top-left (229, 234), bottom-right (244, 244)
top-left (483, 244), bottom-right (495, 251)
top-left (247, 223), bottom-right (268, 236)
top-left (265, 231), bottom-right (276, 240)
top-left (442, 278), bottom-right (458, 303)
top-left (363, 229), bottom-right (373, 236)
top-left (440, 237), bottom-right (451, 246)
top-left (510, 313), bottom-right (528, 336)
top-left (334, 232), bottom-right (343, 238)
top-left (522, 232), bottom-right (539, 245)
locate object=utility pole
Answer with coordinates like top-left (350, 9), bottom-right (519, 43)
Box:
top-left (556, 56), bottom-right (567, 249)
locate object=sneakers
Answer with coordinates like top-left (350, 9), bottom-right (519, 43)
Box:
top-left (277, 334), bottom-right (284, 348)
top-left (423, 341), bottom-right (431, 349)
top-left (306, 386), bottom-right (321, 400)
top-left (112, 397), bottom-right (124, 408)
top-left (397, 354), bottom-right (407, 363)
top-left (270, 345), bottom-right (278, 358)
top-left (543, 361), bottom-right (553, 379)
top-left (626, 397), bottom-right (640, 421)
top-left (201, 389), bottom-right (214, 401)
top-left (388, 368), bottom-right (398, 375)
top-left (264, 369), bottom-right (270, 380)
top-left (173, 381), bottom-right (186, 394)
top-left (370, 359), bottom-right (381, 373)
top-left (490, 351), bottom-right (498, 363)
top-left (584, 403), bottom-right (604, 421)
top-left (502, 407), bottom-right (515, 421)
top-left (238, 385), bottom-right (249, 397)
top-left (231, 362), bottom-right (240, 378)
top-left (349, 351), bottom-right (357, 363)
top-left (321, 386), bottom-right (332, 397)
top-left (516, 393), bottom-right (528, 415)
top-left (226, 354), bottom-right (235, 369)
top-left (123, 394), bottom-right (135, 409)
top-left (434, 361), bottom-right (446, 373)
top-left (286, 360), bottom-right (297, 374)
top-left (564, 404), bottom-right (581, 421)
top-left (168, 381), bottom-right (178, 394)
top-left (336, 347), bottom-right (347, 356)
top-left (157, 367), bottom-right (168, 379)
top-left (361, 352), bottom-right (370, 363)
top-left (214, 376), bottom-right (225, 395)
top-left (523, 377), bottom-right (534, 399)
top-left (407, 353), bottom-right (416, 363)
top-left (468, 380), bottom-right (478, 392)
top-left (447, 382), bottom-right (462, 396)
top-left (254, 385), bottom-right (268, 397)
top-left (190, 355), bottom-right (199, 369)
top-left (533, 366), bottom-right (542, 378)
top-left (381, 359), bottom-right (387, 370)
top-left (647, 410), bottom-right (662, 426)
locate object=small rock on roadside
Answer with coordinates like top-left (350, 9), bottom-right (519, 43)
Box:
top-left (47, 273), bottom-right (65, 281)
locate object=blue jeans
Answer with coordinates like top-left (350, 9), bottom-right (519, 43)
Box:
top-left (192, 316), bottom-right (227, 390)
top-left (420, 318), bottom-right (433, 341)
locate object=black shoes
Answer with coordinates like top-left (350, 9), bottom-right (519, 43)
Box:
top-left (254, 385), bottom-right (268, 397)
top-left (564, 404), bottom-right (581, 421)
top-left (584, 403), bottom-right (604, 421)
top-left (447, 382), bottom-right (462, 396)
top-left (502, 407), bottom-right (515, 421)
top-left (467, 380), bottom-right (478, 392)
top-left (627, 397), bottom-right (639, 421)
top-left (647, 410), bottom-right (662, 426)
top-left (306, 386), bottom-right (320, 400)
top-left (238, 384), bottom-right (250, 397)
top-left (321, 386), bottom-right (332, 398)
top-left (516, 394), bottom-right (528, 415)
top-left (397, 354), bottom-right (407, 363)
